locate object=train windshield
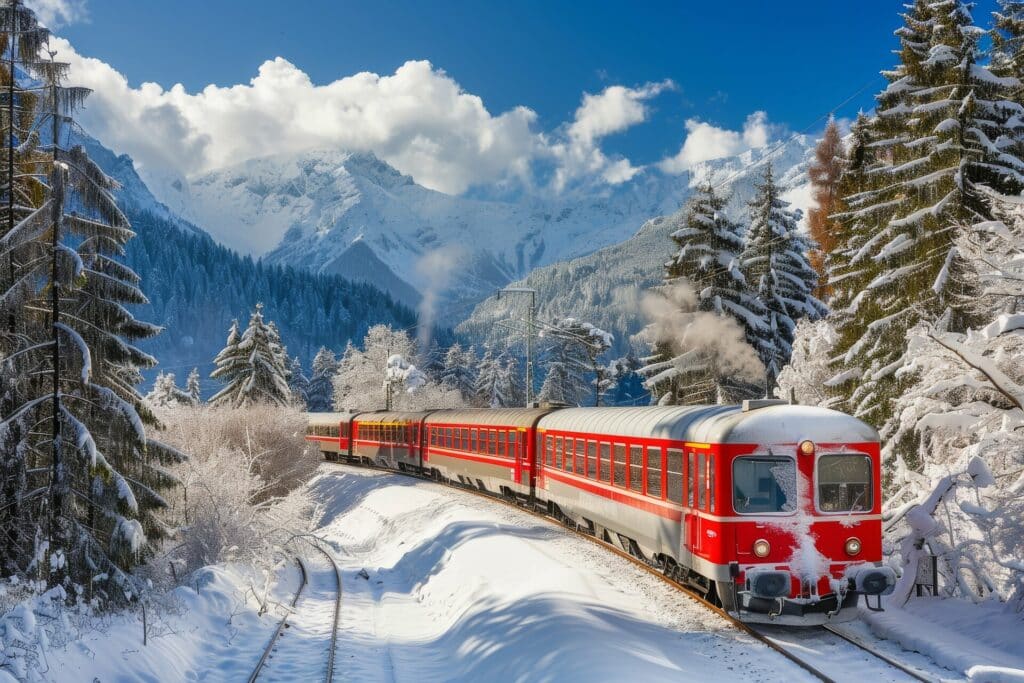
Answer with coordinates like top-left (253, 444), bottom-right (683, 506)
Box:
top-left (733, 457), bottom-right (796, 514)
top-left (817, 454), bottom-right (872, 512)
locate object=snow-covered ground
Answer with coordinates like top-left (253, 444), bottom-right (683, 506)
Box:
top-left (316, 465), bottom-right (809, 681)
top-left (18, 463), bottom-right (1024, 682)
top-left (862, 597), bottom-right (1024, 682)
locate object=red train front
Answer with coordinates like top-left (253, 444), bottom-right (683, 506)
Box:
top-left (306, 399), bottom-right (895, 625)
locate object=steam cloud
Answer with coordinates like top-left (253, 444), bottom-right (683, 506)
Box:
top-left (415, 245), bottom-right (465, 351)
top-left (639, 280), bottom-right (764, 384)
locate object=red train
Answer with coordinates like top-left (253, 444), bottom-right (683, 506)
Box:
top-left (306, 399), bottom-right (895, 625)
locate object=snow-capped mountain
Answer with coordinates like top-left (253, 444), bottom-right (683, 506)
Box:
top-left (148, 139), bottom-right (813, 319)
top-left (457, 138), bottom-right (815, 356)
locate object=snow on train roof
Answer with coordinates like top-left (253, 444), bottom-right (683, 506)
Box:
top-left (425, 408), bottom-right (553, 428)
top-left (536, 404), bottom-right (879, 445)
top-left (306, 412), bottom-right (349, 425)
top-left (354, 411), bottom-right (430, 423)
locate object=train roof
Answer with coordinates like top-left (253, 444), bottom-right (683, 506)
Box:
top-left (306, 412), bottom-right (351, 425)
top-left (536, 404), bottom-right (879, 445)
top-left (425, 408), bottom-right (553, 428)
top-left (353, 411), bottom-right (430, 423)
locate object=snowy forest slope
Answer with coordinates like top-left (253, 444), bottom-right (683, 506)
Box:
top-left (458, 139), bottom-right (813, 356)
top-left (150, 143), bottom-right (811, 322)
top-left (83, 135), bottom-right (421, 394)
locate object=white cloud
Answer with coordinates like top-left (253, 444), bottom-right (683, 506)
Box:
top-left (659, 111), bottom-right (772, 174)
top-left (51, 38), bottom-right (673, 197)
top-left (54, 39), bottom-right (542, 195)
top-left (551, 80), bottom-right (674, 191)
top-left (25, 0), bottom-right (87, 27)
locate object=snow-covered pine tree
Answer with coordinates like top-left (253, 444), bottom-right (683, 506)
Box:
top-left (642, 184), bottom-right (766, 404)
top-left (209, 304), bottom-right (292, 407)
top-left (331, 325), bottom-right (415, 411)
top-left (306, 346), bottom-right (338, 412)
top-left (146, 372), bottom-right (193, 408)
top-left (474, 347), bottom-right (501, 407)
top-left (741, 164), bottom-right (825, 388)
top-left (806, 116), bottom-right (847, 298)
top-left (186, 367), bottom-right (202, 404)
top-left (823, 112), bottom-right (877, 318)
top-left (0, 2), bottom-right (181, 591)
top-left (422, 338), bottom-right (445, 380)
top-left (992, 0), bottom-right (1024, 82)
top-left (440, 342), bottom-right (478, 401)
top-left (473, 347), bottom-right (524, 408)
top-left (829, 0), bottom-right (1024, 427)
top-left (287, 355), bottom-right (310, 407)
top-left (0, 1), bottom-right (47, 574)
top-left (537, 321), bottom-right (593, 407)
top-left (499, 350), bottom-right (525, 407)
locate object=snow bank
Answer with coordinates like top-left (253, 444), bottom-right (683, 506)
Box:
top-left (862, 597), bottom-right (1024, 680)
top-left (3, 563), bottom-right (294, 682)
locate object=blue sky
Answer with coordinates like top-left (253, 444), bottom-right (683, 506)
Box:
top-left (41, 0), bottom-right (1000, 194)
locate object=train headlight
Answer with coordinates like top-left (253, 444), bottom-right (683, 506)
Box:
top-left (799, 440), bottom-right (815, 456)
top-left (753, 539), bottom-right (771, 558)
top-left (845, 537), bottom-right (862, 556)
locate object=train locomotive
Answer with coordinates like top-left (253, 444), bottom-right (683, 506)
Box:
top-left (306, 399), bottom-right (896, 625)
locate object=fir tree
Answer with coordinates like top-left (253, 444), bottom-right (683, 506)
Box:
top-left (741, 165), bottom-right (825, 388)
top-left (306, 346), bottom-right (338, 411)
top-left (537, 322), bottom-right (592, 406)
top-left (474, 347), bottom-right (524, 408)
top-left (992, 1), bottom-right (1024, 82)
top-left (146, 372), bottom-right (193, 408)
top-left (643, 184), bottom-right (766, 404)
top-left (186, 367), bottom-right (202, 404)
top-left (209, 304), bottom-right (292, 407)
top-left (830, 0), bottom-right (1024, 425)
top-left (0, 1), bottom-right (180, 590)
top-left (441, 342), bottom-right (478, 401)
top-left (287, 355), bottom-right (310, 407)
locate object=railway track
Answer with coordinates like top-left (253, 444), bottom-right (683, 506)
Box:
top-left (329, 460), bottom-right (942, 683)
top-left (248, 543), bottom-right (342, 683)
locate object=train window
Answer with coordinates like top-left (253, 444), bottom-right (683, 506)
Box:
top-left (629, 446), bottom-right (643, 492)
top-left (488, 431), bottom-right (496, 456)
top-left (508, 432), bottom-right (517, 459)
top-left (430, 428), bottom-right (437, 446)
top-left (817, 454), bottom-right (872, 512)
top-left (733, 456), bottom-right (797, 514)
top-left (555, 437), bottom-right (563, 469)
top-left (562, 439), bottom-right (572, 471)
top-left (613, 445), bottom-right (626, 487)
top-left (470, 429), bottom-right (477, 452)
top-left (545, 436), bottom-right (554, 466)
top-left (587, 442), bottom-right (597, 479)
top-left (575, 441), bottom-right (586, 475)
top-left (687, 453), bottom-right (696, 507)
top-left (698, 453), bottom-right (707, 509)
top-left (708, 455), bottom-right (716, 512)
top-left (599, 443), bottom-right (611, 482)
top-left (340, 422), bottom-right (348, 438)
top-left (667, 449), bottom-right (683, 504)
top-left (647, 447), bottom-right (662, 498)
top-left (498, 431), bottom-right (506, 457)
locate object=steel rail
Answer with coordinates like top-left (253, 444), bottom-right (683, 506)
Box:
top-left (248, 544), bottom-right (343, 683)
top-left (822, 624), bottom-right (938, 682)
top-left (248, 557), bottom-right (308, 683)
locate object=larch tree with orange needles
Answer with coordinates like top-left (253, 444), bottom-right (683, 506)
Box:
top-left (806, 116), bottom-right (845, 300)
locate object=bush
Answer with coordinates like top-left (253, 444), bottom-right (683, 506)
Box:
top-left (149, 404), bottom-right (319, 576)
